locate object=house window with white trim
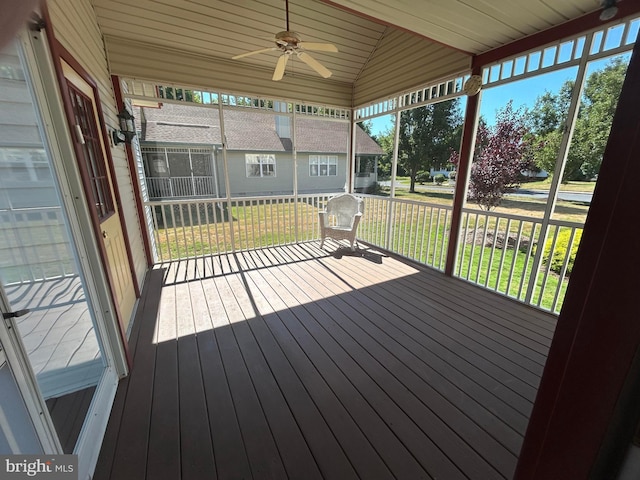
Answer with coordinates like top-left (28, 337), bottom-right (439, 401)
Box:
top-left (246, 154), bottom-right (276, 177)
top-left (310, 155), bottom-right (337, 176)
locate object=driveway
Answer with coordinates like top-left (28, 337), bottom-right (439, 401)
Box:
top-left (378, 181), bottom-right (592, 204)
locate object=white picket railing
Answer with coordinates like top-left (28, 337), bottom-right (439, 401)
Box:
top-left (146, 194), bottom-right (331, 262)
top-left (143, 194), bottom-right (582, 314)
top-left (456, 208), bottom-right (583, 313)
top-left (146, 176), bottom-right (217, 198)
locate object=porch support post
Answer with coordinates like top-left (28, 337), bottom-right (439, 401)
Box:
top-left (292, 106), bottom-right (299, 242)
top-left (444, 69), bottom-right (481, 276)
top-left (523, 33), bottom-right (592, 304)
top-left (389, 107), bottom-right (401, 199)
top-left (514, 37), bottom-right (640, 479)
top-left (385, 107), bottom-right (401, 250)
top-left (217, 100), bottom-right (235, 252)
top-left (349, 108), bottom-right (356, 193)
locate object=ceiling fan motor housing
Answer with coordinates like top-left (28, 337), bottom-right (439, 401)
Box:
top-left (275, 31), bottom-right (301, 47)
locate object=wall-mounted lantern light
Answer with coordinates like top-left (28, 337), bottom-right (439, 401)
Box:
top-left (112, 108), bottom-right (136, 145)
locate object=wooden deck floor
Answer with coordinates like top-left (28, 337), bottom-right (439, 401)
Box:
top-left (94, 242), bottom-right (557, 480)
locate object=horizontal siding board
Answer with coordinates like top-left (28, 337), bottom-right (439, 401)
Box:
top-left (0, 82), bottom-right (32, 103)
top-left (0, 126), bottom-right (41, 145)
top-left (106, 37), bottom-right (353, 106)
top-left (326, 0), bottom-right (596, 54)
top-left (93, 0), bottom-right (388, 84)
top-left (354, 29), bottom-right (471, 105)
top-left (49, 0), bottom-right (148, 289)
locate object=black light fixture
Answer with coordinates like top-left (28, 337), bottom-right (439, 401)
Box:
top-left (600, 0), bottom-right (618, 21)
top-left (112, 108), bottom-right (136, 145)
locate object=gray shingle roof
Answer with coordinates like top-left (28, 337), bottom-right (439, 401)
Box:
top-left (138, 103), bottom-right (382, 155)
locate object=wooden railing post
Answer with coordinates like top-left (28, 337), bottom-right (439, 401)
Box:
top-left (524, 32), bottom-right (592, 304)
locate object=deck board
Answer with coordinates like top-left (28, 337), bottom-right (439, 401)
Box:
top-left (95, 242), bottom-right (557, 480)
top-left (284, 257), bottom-right (523, 457)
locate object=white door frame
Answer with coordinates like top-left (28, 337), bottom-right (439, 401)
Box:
top-left (0, 288), bottom-right (59, 454)
top-left (0, 26), bottom-right (127, 480)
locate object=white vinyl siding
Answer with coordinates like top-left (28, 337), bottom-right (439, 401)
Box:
top-left (48, 0), bottom-right (147, 289)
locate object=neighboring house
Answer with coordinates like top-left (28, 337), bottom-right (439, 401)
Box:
top-left (137, 103), bottom-right (383, 199)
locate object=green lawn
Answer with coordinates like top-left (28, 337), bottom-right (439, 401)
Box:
top-left (457, 242), bottom-right (568, 312)
top-left (384, 175), bottom-right (597, 193)
top-left (520, 178), bottom-right (597, 192)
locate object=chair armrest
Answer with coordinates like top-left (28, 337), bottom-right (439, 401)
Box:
top-left (352, 211), bottom-right (363, 230)
top-left (318, 211), bottom-right (327, 227)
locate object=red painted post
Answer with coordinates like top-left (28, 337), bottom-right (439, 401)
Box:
top-left (444, 71), bottom-right (480, 276)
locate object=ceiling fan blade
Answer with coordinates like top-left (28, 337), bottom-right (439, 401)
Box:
top-left (296, 51), bottom-right (332, 78)
top-left (232, 47), bottom-right (277, 60)
top-left (272, 54), bottom-right (289, 81)
top-left (298, 42), bottom-right (338, 52)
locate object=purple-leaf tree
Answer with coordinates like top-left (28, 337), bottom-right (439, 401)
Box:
top-left (450, 101), bottom-right (533, 210)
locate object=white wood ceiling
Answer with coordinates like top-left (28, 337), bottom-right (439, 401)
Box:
top-left (326, 0), bottom-right (604, 54)
top-left (90, 0), bottom-right (617, 103)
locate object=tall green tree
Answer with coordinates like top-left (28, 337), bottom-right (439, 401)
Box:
top-left (571, 56), bottom-right (628, 180)
top-left (398, 99), bottom-right (463, 192)
top-left (530, 56), bottom-right (628, 181)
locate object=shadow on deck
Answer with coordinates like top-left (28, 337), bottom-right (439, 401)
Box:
top-left (95, 241), bottom-right (557, 480)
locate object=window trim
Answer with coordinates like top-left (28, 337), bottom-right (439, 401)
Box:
top-left (245, 154), bottom-right (276, 178)
top-left (309, 155), bottom-right (338, 177)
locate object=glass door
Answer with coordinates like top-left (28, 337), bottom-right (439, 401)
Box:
top-left (0, 35), bottom-right (117, 464)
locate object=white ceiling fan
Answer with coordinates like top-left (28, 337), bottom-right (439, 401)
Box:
top-left (231, 0), bottom-right (338, 81)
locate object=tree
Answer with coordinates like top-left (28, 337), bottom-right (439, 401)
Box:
top-left (359, 120), bottom-right (373, 136)
top-left (450, 101), bottom-right (533, 210)
top-left (373, 123), bottom-right (396, 179)
top-left (158, 86), bottom-right (202, 103)
top-left (398, 99), bottom-right (463, 192)
top-left (571, 56), bottom-right (628, 180)
top-left (529, 56), bottom-right (628, 181)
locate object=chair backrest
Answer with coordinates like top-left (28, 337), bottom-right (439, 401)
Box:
top-left (326, 194), bottom-right (363, 228)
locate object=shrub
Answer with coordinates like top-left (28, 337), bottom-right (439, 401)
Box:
top-left (416, 171), bottom-right (431, 184)
top-left (434, 174), bottom-right (446, 185)
top-left (542, 228), bottom-right (583, 276)
top-left (448, 171), bottom-right (456, 181)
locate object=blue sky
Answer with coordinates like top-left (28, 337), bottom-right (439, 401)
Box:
top-left (366, 43), bottom-right (633, 136)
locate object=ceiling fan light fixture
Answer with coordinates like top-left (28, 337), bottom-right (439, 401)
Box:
top-left (599, 0), bottom-right (618, 21)
top-left (230, 0), bottom-right (338, 81)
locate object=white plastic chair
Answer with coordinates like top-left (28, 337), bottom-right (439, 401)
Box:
top-left (318, 193), bottom-right (364, 251)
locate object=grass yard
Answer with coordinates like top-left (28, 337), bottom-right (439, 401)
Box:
top-left (521, 178), bottom-right (597, 192)
top-left (153, 199), bottom-right (322, 260)
top-left (456, 242), bottom-right (568, 312)
top-left (381, 187), bottom-right (590, 224)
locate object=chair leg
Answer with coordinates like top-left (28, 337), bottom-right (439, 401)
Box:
top-left (320, 237), bottom-right (325, 249)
